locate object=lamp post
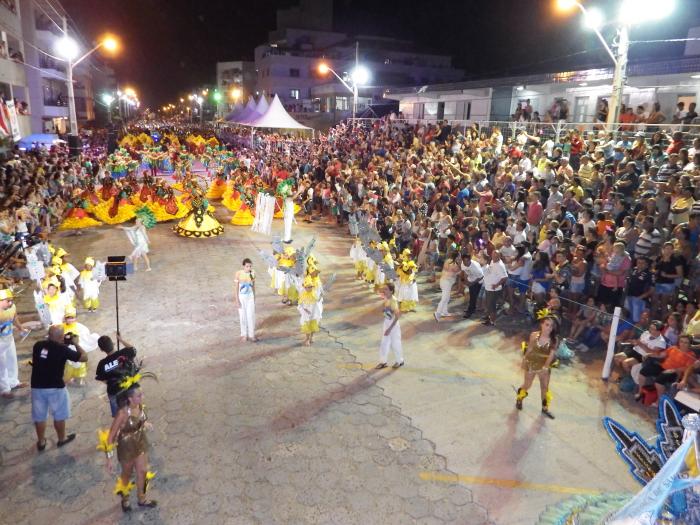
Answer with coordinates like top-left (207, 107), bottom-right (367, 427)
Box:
top-left (318, 62), bottom-right (370, 119)
top-left (55, 28), bottom-right (118, 156)
top-left (556, 0), bottom-right (674, 127)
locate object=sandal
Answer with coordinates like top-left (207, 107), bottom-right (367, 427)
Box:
top-left (36, 438), bottom-right (47, 452)
top-left (541, 408), bottom-right (555, 420)
top-left (138, 499), bottom-right (158, 508)
top-left (121, 497), bottom-right (132, 513)
top-left (375, 362), bottom-right (388, 369)
top-left (57, 433), bottom-right (76, 447)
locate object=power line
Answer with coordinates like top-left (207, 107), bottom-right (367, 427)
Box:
top-left (32, 1), bottom-right (64, 35)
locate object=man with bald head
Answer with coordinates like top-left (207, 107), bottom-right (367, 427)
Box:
top-left (30, 324), bottom-right (87, 451)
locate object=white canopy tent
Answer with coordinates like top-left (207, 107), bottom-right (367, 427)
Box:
top-left (249, 95), bottom-right (310, 129)
top-left (239, 95), bottom-right (269, 125)
top-left (223, 102), bottom-right (243, 122)
top-left (225, 96), bottom-right (255, 122)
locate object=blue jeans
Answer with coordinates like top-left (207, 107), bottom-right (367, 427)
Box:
top-left (109, 394), bottom-right (118, 417)
top-left (625, 296), bottom-right (647, 323)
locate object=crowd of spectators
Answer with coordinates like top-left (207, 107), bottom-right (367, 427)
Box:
top-left (216, 114), bottom-right (700, 406)
top-left (3, 111), bottom-right (700, 409)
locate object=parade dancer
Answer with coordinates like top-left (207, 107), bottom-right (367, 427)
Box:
top-left (276, 177), bottom-right (296, 243)
top-left (434, 250), bottom-right (461, 321)
top-left (119, 219), bottom-right (152, 271)
top-left (234, 258), bottom-right (258, 342)
top-left (375, 283), bottom-right (404, 369)
top-left (516, 310), bottom-right (559, 419)
top-left (78, 257), bottom-right (101, 312)
top-left (100, 364), bottom-right (158, 513)
top-left (297, 276), bottom-right (321, 346)
top-left (62, 306), bottom-right (100, 386)
top-left (0, 289), bottom-right (28, 399)
top-left (396, 249), bottom-right (418, 312)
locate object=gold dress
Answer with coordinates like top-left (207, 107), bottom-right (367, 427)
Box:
top-left (174, 196), bottom-right (224, 238)
top-left (524, 334), bottom-right (553, 372)
top-left (117, 406), bottom-right (149, 463)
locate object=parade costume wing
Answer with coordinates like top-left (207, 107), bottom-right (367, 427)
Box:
top-left (323, 273), bottom-right (337, 294)
top-left (271, 236), bottom-right (283, 254)
top-left (381, 262), bottom-right (397, 281)
top-left (655, 395), bottom-right (684, 462)
top-left (293, 252), bottom-right (306, 277)
top-left (602, 416), bottom-right (664, 486)
top-left (303, 237), bottom-right (316, 259)
top-left (258, 250), bottom-right (278, 269)
top-left (124, 227), bottom-right (138, 247)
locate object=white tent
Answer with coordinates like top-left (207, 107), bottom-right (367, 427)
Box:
top-left (227, 96), bottom-right (255, 122)
top-left (223, 102), bottom-right (243, 121)
top-left (236, 95), bottom-right (270, 125)
top-left (248, 95), bottom-right (310, 129)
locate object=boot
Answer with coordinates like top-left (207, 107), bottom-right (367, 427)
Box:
top-left (541, 391), bottom-right (554, 419)
top-left (515, 388), bottom-right (528, 410)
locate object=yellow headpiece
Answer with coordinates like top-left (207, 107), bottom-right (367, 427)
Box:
top-left (48, 244), bottom-right (56, 255)
top-left (379, 241), bottom-right (389, 251)
top-left (0, 289), bottom-right (13, 300)
top-left (303, 276), bottom-right (315, 288)
top-left (284, 246), bottom-right (295, 256)
top-left (45, 277), bottom-right (60, 289)
top-left (55, 248), bottom-right (68, 258)
top-left (64, 306), bottom-right (77, 318)
top-left (49, 265), bottom-right (62, 275)
top-left (84, 257), bottom-right (95, 267)
top-left (51, 256), bottom-right (63, 266)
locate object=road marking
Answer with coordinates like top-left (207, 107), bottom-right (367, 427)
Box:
top-left (418, 471), bottom-right (602, 495)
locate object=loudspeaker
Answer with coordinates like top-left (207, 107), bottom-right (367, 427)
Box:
top-left (67, 134), bottom-right (82, 158)
top-left (106, 256), bottom-right (127, 281)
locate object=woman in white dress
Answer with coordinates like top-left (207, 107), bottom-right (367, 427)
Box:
top-left (434, 250), bottom-right (461, 321)
top-left (119, 219), bottom-right (151, 272)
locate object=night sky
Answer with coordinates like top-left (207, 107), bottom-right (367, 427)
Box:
top-left (61, 0), bottom-right (700, 107)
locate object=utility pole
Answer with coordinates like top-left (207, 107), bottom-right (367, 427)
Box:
top-left (606, 26), bottom-right (629, 128)
top-left (352, 41), bottom-right (359, 120)
top-left (62, 17), bottom-right (80, 156)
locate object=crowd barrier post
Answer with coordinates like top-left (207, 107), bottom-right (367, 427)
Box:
top-left (602, 306), bottom-right (622, 380)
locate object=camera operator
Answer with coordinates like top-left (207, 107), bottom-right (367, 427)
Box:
top-left (95, 332), bottom-right (137, 416)
top-left (31, 324), bottom-right (87, 451)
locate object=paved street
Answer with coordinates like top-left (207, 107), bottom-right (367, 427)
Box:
top-left (0, 211), bottom-right (651, 524)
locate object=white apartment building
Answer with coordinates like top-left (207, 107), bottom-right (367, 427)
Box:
top-left (216, 60), bottom-right (256, 113)
top-left (0, 0), bottom-right (115, 137)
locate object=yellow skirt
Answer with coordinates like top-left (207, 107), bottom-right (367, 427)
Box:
top-left (364, 267), bottom-right (375, 283)
top-left (231, 207), bottom-right (254, 226)
top-left (399, 300), bottom-right (417, 312)
top-left (58, 215), bottom-right (102, 230)
top-left (174, 210), bottom-right (224, 238)
top-left (64, 361), bottom-right (87, 380)
top-left (206, 180), bottom-right (227, 200)
top-left (301, 319), bottom-right (319, 334)
top-left (286, 286), bottom-right (299, 303)
top-left (92, 200), bottom-right (136, 225)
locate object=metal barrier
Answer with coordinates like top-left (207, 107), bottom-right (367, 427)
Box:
top-left (345, 117), bottom-right (700, 143)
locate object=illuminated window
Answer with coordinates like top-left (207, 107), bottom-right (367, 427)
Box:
top-left (290, 89), bottom-right (300, 100)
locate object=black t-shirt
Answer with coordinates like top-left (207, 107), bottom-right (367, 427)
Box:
top-left (627, 268), bottom-right (652, 297)
top-left (31, 340), bottom-right (80, 389)
top-left (656, 256), bottom-right (683, 284)
top-left (95, 347), bottom-right (137, 396)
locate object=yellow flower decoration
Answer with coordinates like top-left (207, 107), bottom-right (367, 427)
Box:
top-left (536, 308), bottom-right (551, 320)
top-left (96, 429), bottom-right (115, 453)
top-left (521, 341), bottom-right (528, 355)
top-left (119, 373), bottom-right (141, 389)
top-left (114, 478), bottom-right (135, 496)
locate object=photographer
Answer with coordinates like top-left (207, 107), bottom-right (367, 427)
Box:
top-left (95, 333), bottom-right (137, 416)
top-left (31, 324), bottom-right (87, 451)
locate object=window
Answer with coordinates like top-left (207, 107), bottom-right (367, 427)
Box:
top-left (336, 96), bottom-right (349, 111)
top-left (42, 79), bottom-right (66, 106)
top-left (290, 89), bottom-right (300, 100)
top-left (289, 68), bottom-right (300, 78)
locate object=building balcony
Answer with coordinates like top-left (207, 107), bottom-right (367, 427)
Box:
top-left (0, 56), bottom-right (26, 86)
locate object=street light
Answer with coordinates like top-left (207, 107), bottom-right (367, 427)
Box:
top-left (556, 0), bottom-right (675, 126)
top-left (54, 33), bottom-right (120, 155)
top-left (318, 62), bottom-right (370, 119)
top-left (230, 87), bottom-right (242, 101)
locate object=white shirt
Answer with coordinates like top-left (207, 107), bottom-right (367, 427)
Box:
top-left (483, 260), bottom-right (508, 291)
top-left (633, 331), bottom-right (667, 357)
top-left (461, 259), bottom-right (484, 284)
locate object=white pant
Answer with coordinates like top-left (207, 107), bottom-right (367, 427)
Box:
top-left (379, 320), bottom-right (403, 364)
top-left (238, 293), bottom-right (256, 338)
top-left (0, 335), bottom-right (19, 394)
top-left (435, 279), bottom-right (454, 317)
top-left (283, 198), bottom-right (294, 242)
